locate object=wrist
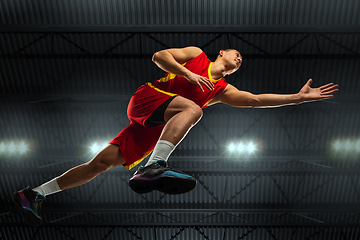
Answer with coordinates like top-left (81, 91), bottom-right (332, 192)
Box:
top-left (293, 93), bottom-right (302, 104)
top-left (183, 70), bottom-right (194, 80)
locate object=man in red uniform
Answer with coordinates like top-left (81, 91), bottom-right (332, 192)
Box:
top-left (13, 46), bottom-right (338, 226)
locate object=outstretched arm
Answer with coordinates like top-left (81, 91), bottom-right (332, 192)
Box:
top-left (152, 46), bottom-right (214, 92)
top-left (215, 79), bottom-right (339, 108)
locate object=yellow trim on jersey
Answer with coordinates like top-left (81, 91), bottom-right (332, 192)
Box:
top-left (203, 98), bottom-right (213, 107)
top-left (125, 150), bottom-right (153, 170)
top-left (158, 73), bottom-right (177, 83)
top-left (158, 62), bottom-right (187, 83)
top-left (125, 83), bottom-right (178, 170)
top-left (208, 62), bottom-right (223, 83)
top-left (147, 82), bottom-right (177, 97)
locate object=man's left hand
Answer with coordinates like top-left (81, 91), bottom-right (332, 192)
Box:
top-left (298, 79), bottom-right (339, 103)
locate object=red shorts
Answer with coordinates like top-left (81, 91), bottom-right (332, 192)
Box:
top-left (110, 83), bottom-right (177, 170)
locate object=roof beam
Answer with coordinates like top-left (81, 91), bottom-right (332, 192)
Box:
top-left (3, 223), bottom-right (360, 227)
top-left (3, 203), bottom-right (360, 213)
top-left (1, 25), bottom-right (360, 34)
top-left (1, 53), bottom-right (359, 60)
top-left (1, 167), bottom-right (359, 175)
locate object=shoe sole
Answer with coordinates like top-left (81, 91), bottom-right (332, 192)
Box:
top-left (129, 175), bottom-right (197, 194)
top-left (12, 191), bottom-right (42, 227)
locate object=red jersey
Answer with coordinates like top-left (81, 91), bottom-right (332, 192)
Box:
top-left (148, 52), bottom-right (228, 109)
top-left (112, 51), bottom-right (228, 170)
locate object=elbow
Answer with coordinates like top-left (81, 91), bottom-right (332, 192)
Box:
top-left (152, 50), bottom-right (169, 64)
top-left (248, 95), bottom-right (261, 108)
top-left (152, 51), bottom-right (160, 63)
top-left (152, 50), bottom-right (173, 64)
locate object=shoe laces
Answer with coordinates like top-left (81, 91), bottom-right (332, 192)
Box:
top-left (136, 162), bottom-right (177, 174)
top-left (159, 164), bottom-right (181, 173)
top-left (34, 194), bottom-right (45, 212)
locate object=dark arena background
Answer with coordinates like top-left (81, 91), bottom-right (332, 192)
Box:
top-left (1, 0), bottom-right (360, 239)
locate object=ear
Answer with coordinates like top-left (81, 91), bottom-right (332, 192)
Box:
top-left (219, 50), bottom-right (225, 57)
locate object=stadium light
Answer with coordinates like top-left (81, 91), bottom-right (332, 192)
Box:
top-left (0, 143), bottom-right (5, 152)
top-left (0, 141), bottom-right (29, 155)
top-left (247, 142), bottom-right (256, 153)
top-left (237, 142), bottom-right (245, 153)
top-left (333, 140), bottom-right (342, 151)
top-left (344, 140), bottom-right (353, 151)
top-left (19, 142), bottom-right (28, 154)
top-left (332, 139), bottom-right (360, 153)
top-left (8, 142), bottom-right (16, 153)
top-left (356, 140), bottom-right (360, 152)
top-left (228, 143), bottom-right (236, 152)
top-left (90, 142), bottom-right (109, 154)
top-left (227, 140), bottom-right (258, 155)
top-left (91, 143), bottom-right (99, 153)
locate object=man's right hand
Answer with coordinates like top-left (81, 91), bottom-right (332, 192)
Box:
top-left (153, 46), bottom-right (215, 92)
top-left (185, 72), bottom-right (214, 92)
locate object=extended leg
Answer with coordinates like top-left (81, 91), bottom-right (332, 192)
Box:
top-left (13, 144), bottom-right (126, 226)
top-left (57, 144), bottom-right (126, 190)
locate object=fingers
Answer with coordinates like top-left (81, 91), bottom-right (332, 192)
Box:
top-left (321, 84), bottom-right (339, 94)
top-left (199, 77), bottom-right (214, 91)
top-left (319, 83), bottom-right (336, 90)
top-left (321, 94), bottom-right (335, 99)
top-left (320, 85), bottom-right (339, 98)
top-left (322, 89), bottom-right (339, 96)
top-left (319, 95), bottom-right (334, 100)
top-left (308, 80), bottom-right (340, 94)
top-left (197, 82), bottom-right (204, 92)
top-left (307, 79), bottom-right (313, 85)
top-left (187, 73), bottom-right (214, 92)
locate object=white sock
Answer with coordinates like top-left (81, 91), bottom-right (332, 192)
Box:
top-left (32, 178), bottom-right (62, 196)
top-left (145, 140), bottom-right (175, 166)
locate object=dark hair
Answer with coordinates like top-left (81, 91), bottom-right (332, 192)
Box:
top-left (223, 49), bottom-right (238, 52)
top-left (217, 49), bottom-right (240, 57)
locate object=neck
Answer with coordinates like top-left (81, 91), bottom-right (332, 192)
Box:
top-left (210, 61), bottom-right (226, 80)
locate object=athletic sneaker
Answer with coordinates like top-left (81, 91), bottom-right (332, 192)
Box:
top-left (129, 160), bottom-right (197, 194)
top-left (13, 186), bottom-right (45, 227)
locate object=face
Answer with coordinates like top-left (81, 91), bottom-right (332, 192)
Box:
top-left (219, 49), bottom-right (242, 75)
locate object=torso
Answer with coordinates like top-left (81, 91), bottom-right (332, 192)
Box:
top-left (149, 52), bottom-right (228, 109)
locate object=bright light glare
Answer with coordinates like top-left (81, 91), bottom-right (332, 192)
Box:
top-left (247, 142), bottom-right (256, 153)
top-left (90, 142), bottom-right (109, 153)
top-left (344, 140), bottom-right (353, 151)
top-left (333, 140), bottom-right (342, 150)
top-left (102, 142), bottom-right (109, 148)
top-left (91, 143), bottom-right (99, 153)
top-left (227, 141), bottom-right (257, 155)
top-left (228, 143), bottom-right (235, 152)
top-left (8, 142), bottom-right (16, 153)
top-left (0, 143), bottom-right (5, 152)
top-left (356, 140), bottom-right (360, 152)
top-left (19, 142), bottom-right (28, 154)
top-left (332, 139), bottom-right (360, 153)
top-left (237, 142), bottom-right (245, 153)
top-left (0, 140), bottom-right (30, 155)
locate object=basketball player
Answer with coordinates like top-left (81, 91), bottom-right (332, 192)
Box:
top-left (13, 46), bottom-right (339, 226)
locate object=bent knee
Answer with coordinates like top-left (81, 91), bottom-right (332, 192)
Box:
top-left (187, 103), bottom-right (203, 123)
top-left (87, 144), bottom-right (125, 175)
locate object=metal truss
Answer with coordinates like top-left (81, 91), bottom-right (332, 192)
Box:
top-left (1, 164), bottom-right (360, 239)
top-left (1, 53), bottom-right (359, 60)
top-left (1, 225), bottom-right (360, 240)
top-left (1, 25), bottom-right (360, 33)
top-left (0, 32), bottom-right (359, 60)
